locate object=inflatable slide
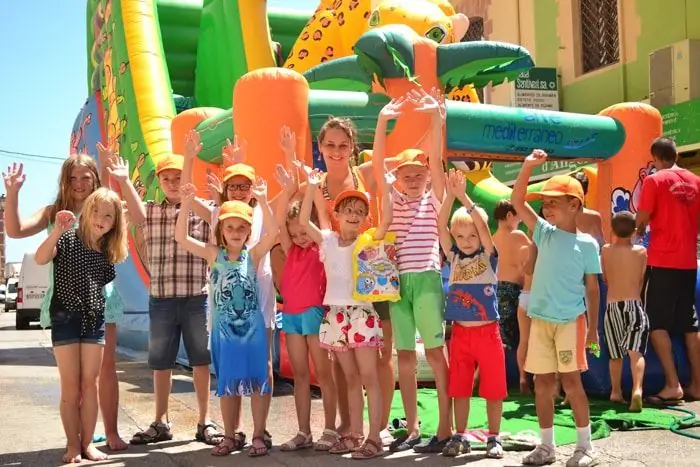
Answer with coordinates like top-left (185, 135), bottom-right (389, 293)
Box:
top-left (69, 0), bottom-right (696, 396)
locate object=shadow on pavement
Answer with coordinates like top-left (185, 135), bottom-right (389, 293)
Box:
top-left (0, 345), bottom-right (54, 366)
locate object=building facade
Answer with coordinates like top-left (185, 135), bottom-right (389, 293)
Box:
top-left (453, 0), bottom-right (700, 174)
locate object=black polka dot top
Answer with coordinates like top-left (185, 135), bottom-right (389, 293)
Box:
top-left (50, 230), bottom-right (116, 333)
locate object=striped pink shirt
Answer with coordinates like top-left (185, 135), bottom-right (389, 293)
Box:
top-left (389, 188), bottom-right (442, 274)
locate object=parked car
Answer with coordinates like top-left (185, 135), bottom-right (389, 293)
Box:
top-left (0, 284), bottom-right (5, 309)
top-left (16, 254), bottom-right (50, 330)
top-left (5, 278), bottom-right (18, 312)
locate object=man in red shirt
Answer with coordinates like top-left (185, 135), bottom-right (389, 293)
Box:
top-left (637, 137), bottom-right (700, 404)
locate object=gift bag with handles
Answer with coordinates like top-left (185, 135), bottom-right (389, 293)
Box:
top-left (352, 228), bottom-right (400, 302)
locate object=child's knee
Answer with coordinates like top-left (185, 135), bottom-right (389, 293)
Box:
top-left (397, 350), bottom-right (417, 373)
top-left (560, 372), bottom-right (585, 395)
top-left (425, 346), bottom-right (447, 366)
top-left (534, 374), bottom-right (556, 395)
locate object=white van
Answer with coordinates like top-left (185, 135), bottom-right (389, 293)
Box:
top-left (16, 253), bottom-right (50, 330)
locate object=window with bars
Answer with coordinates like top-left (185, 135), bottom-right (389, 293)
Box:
top-left (463, 17), bottom-right (485, 102)
top-left (579, 0), bottom-right (620, 73)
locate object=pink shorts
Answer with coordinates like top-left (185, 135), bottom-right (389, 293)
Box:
top-left (319, 305), bottom-right (383, 351)
top-left (448, 321), bottom-right (508, 401)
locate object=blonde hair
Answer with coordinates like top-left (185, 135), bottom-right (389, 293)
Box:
top-left (78, 188), bottom-right (128, 264)
top-left (49, 155), bottom-right (101, 220)
top-left (450, 206), bottom-right (488, 229)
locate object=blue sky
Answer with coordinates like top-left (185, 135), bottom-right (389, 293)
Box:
top-left (0, 0), bottom-right (316, 263)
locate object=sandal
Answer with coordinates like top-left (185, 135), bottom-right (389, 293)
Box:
top-left (351, 438), bottom-right (383, 460)
top-left (248, 436), bottom-right (269, 457)
top-left (315, 429), bottom-right (341, 451)
top-left (523, 444), bottom-right (556, 465)
top-left (130, 421), bottom-right (173, 445)
top-left (442, 434), bottom-right (470, 457)
top-left (196, 423), bottom-right (224, 446)
top-left (211, 434), bottom-right (244, 457)
top-left (263, 429), bottom-right (273, 450)
top-left (329, 434), bottom-right (364, 454)
top-left (280, 431), bottom-right (313, 451)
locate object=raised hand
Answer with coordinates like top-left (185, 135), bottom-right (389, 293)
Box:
top-left (524, 149), bottom-right (548, 167)
top-left (274, 164), bottom-right (296, 195)
top-left (410, 87), bottom-right (445, 118)
top-left (55, 210), bottom-right (77, 233)
top-left (307, 168), bottom-right (323, 187)
top-left (97, 140), bottom-right (117, 164)
top-left (448, 168), bottom-right (467, 195)
top-left (2, 162), bottom-right (26, 193)
top-left (251, 177), bottom-right (268, 201)
top-left (184, 129), bottom-right (202, 159)
top-left (379, 97), bottom-right (406, 121)
top-left (106, 156), bottom-right (130, 182)
top-left (206, 171), bottom-right (223, 198)
top-left (180, 182), bottom-right (197, 202)
top-left (292, 159), bottom-right (313, 181)
top-left (279, 126), bottom-right (296, 155)
top-left (222, 136), bottom-right (247, 166)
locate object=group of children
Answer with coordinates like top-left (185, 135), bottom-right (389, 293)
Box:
top-left (3, 87), bottom-right (654, 466)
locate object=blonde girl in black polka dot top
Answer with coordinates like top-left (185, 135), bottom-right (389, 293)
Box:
top-left (35, 187), bottom-right (128, 464)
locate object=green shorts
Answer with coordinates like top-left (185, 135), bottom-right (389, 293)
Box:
top-left (390, 270), bottom-right (445, 351)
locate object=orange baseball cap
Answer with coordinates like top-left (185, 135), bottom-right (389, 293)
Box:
top-left (218, 200), bottom-right (253, 224)
top-left (155, 154), bottom-right (184, 174)
top-left (223, 163), bottom-right (256, 183)
top-left (525, 174), bottom-right (585, 204)
top-left (334, 189), bottom-right (371, 208)
top-left (394, 149), bottom-right (428, 170)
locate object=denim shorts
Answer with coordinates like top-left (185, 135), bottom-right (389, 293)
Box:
top-left (282, 306), bottom-right (324, 336)
top-left (50, 309), bottom-right (105, 347)
top-left (148, 295), bottom-right (211, 370)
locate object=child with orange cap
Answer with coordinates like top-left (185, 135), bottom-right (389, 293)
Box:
top-left (511, 150), bottom-right (601, 467)
top-left (175, 172), bottom-right (279, 457)
top-left (120, 134), bottom-right (223, 448)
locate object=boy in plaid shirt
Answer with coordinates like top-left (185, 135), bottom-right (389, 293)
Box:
top-left (115, 137), bottom-right (223, 446)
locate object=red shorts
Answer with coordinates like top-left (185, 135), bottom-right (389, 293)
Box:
top-left (448, 321), bottom-right (508, 400)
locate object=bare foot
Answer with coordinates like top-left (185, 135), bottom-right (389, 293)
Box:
top-left (82, 444), bottom-right (108, 461)
top-left (62, 446), bottom-right (82, 464)
top-left (107, 434), bottom-right (128, 451)
top-left (610, 393), bottom-right (627, 404)
top-left (629, 393), bottom-right (643, 412)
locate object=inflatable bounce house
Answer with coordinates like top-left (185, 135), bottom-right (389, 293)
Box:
top-left (71, 0), bottom-right (698, 396)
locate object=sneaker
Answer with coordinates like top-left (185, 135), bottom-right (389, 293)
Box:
top-left (485, 436), bottom-right (504, 459)
top-left (566, 447), bottom-right (598, 467)
top-left (522, 444), bottom-right (556, 465)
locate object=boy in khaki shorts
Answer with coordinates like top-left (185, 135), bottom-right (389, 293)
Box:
top-left (511, 150), bottom-right (601, 467)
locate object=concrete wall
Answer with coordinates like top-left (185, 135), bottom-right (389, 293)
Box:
top-left (454, 0), bottom-right (700, 114)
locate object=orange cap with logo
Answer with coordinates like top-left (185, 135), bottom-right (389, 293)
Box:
top-left (155, 154), bottom-right (184, 175)
top-left (394, 149), bottom-right (428, 170)
top-left (525, 175), bottom-right (585, 204)
top-left (218, 200), bottom-right (254, 224)
top-left (334, 189), bottom-right (371, 209)
top-left (223, 164), bottom-right (256, 184)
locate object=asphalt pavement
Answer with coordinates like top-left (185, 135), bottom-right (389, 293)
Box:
top-left (1, 311), bottom-right (699, 466)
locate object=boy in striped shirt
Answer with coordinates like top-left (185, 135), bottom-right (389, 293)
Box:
top-left (372, 89), bottom-right (452, 453)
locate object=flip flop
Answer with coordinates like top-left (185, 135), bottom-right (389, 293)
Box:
top-left (644, 395), bottom-right (684, 407)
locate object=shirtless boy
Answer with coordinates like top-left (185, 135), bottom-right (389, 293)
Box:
top-left (571, 171), bottom-right (605, 247)
top-left (493, 200), bottom-right (531, 352)
top-left (602, 211), bottom-right (649, 412)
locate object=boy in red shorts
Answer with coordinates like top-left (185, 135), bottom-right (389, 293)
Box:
top-left (437, 169), bottom-right (506, 458)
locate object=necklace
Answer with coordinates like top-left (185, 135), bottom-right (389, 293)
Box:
top-left (322, 168), bottom-right (359, 201)
top-left (223, 246), bottom-right (246, 263)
